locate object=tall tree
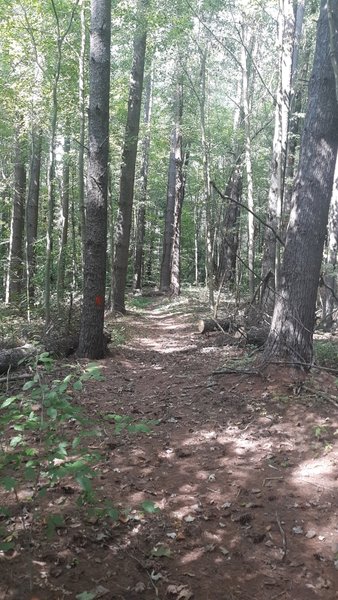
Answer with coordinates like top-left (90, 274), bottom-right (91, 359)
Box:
top-left (263, 0), bottom-right (338, 367)
top-left (78, 0), bottom-right (111, 358)
top-left (133, 69), bottom-right (153, 291)
top-left (261, 0), bottom-right (295, 309)
top-left (25, 127), bottom-right (41, 308)
top-left (6, 125), bottom-right (26, 305)
top-left (113, 0), bottom-right (148, 313)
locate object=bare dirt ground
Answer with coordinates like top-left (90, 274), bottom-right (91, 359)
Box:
top-left (1, 294), bottom-right (338, 600)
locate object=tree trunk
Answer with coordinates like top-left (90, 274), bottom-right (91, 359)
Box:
top-left (170, 83), bottom-right (187, 297)
top-left (263, 0), bottom-right (338, 367)
top-left (133, 69), bottom-right (152, 291)
top-left (113, 0), bottom-right (148, 313)
top-left (45, 1), bottom-right (78, 324)
top-left (200, 47), bottom-right (214, 308)
top-left (25, 127), bottom-right (41, 307)
top-left (78, 0), bottom-right (111, 359)
top-left (261, 0), bottom-right (294, 310)
top-left (160, 128), bottom-right (176, 292)
top-left (57, 135), bottom-right (70, 307)
top-left (6, 126), bottom-right (26, 305)
top-left (241, 24), bottom-right (255, 298)
top-left (217, 161), bottom-right (243, 288)
top-left (197, 319), bottom-right (232, 334)
top-left (78, 0), bottom-right (87, 261)
top-left (322, 157), bottom-right (338, 329)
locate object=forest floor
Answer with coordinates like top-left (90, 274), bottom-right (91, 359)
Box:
top-left (1, 291), bottom-right (338, 600)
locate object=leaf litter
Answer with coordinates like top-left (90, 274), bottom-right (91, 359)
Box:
top-left (1, 295), bottom-right (338, 599)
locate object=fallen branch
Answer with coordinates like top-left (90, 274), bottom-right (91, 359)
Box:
top-left (303, 385), bottom-right (338, 409)
top-left (211, 181), bottom-right (285, 246)
top-left (276, 511), bottom-right (287, 560)
top-left (212, 367), bottom-right (261, 376)
top-left (0, 373), bottom-right (32, 384)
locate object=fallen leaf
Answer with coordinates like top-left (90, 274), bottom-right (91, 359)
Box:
top-left (151, 544), bottom-right (171, 558)
top-left (151, 571), bottom-right (164, 581)
top-left (75, 586), bottom-right (109, 600)
top-left (306, 530), bottom-right (316, 539)
top-left (184, 515), bottom-right (195, 523)
top-left (219, 546), bottom-right (230, 555)
top-left (167, 584), bottom-right (193, 599)
top-left (292, 526), bottom-right (303, 535)
top-left (134, 582), bottom-right (146, 592)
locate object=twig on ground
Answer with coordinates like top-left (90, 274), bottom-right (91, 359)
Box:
top-left (0, 373), bottom-right (32, 384)
top-left (212, 368), bottom-right (261, 376)
top-left (303, 385), bottom-right (338, 409)
top-left (130, 554), bottom-right (160, 598)
top-left (263, 476), bottom-right (284, 487)
top-left (276, 512), bottom-right (287, 560)
top-left (266, 360), bottom-right (338, 375)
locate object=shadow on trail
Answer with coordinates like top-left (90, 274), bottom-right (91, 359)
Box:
top-left (1, 297), bottom-right (338, 600)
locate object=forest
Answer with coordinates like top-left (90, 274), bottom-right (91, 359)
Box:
top-left (1, 0), bottom-right (338, 599)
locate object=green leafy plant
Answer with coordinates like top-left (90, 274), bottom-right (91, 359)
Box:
top-left (0, 354), bottom-right (104, 551)
top-left (314, 340), bottom-right (338, 369)
top-left (103, 413), bottom-right (159, 434)
top-left (0, 354), bottom-right (159, 555)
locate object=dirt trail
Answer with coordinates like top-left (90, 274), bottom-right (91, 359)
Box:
top-left (1, 296), bottom-right (338, 599)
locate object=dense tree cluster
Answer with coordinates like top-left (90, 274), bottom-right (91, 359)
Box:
top-left (1, 0), bottom-right (337, 364)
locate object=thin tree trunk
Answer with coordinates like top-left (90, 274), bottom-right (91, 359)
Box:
top-left (160, 128), bottom-right (176, 292)
top-left (217, 161), bottom-right (243, 289)
top-left (199, 47), bottom-right (214, 308)
top-left (45, 0), bottom-right (79, 324)
top-left (6, 127), bottom-right (26, 305)
top-left (25, 127), bottom-right (41, 309)
top-left (113, 0), bottom-right (148, 313)
top-left (78, 0), bottom-right (111, 358)
top-left (133, 69), bottom-right (153, 291)
top-left (241, 25), bottom-right (255, 298)
top-left (263, 0), bottom-right (338, 367)
top-left (57, 135), bottom-right (70, 308)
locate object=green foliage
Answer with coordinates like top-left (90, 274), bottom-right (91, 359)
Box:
top-left (0, 352), bottom-right (159, 553)
top-left (314, 340), bottom-right (338, 369)
top-left (127, 295), bottom-right (154, 309)
top-left (103, 413), bottom-right (159, 434)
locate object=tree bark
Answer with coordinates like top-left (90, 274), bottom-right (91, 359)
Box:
top-left (197, 319), bottom-right (232, 334)
top-left (160, 128), bottom-right (176, 292)
top-left (25, 127), bottom-right (41, 307)
top-left (133, 69), bottom-right (152, 291)
top-left (6, 126), bottom-right (26, 305)
top-left (261, 0), bottom-right (295, 310)
top-left (263, 0), bottom-right (338, 367)
top-left (322, 157), bottom-right (338, 329)
top-left (217, 161), bottom-right (243, 289)
top-left (113, 0), bottom-right (148, 313)
top-left (241, 24), bottom-right (255, 298)
top-left (57, 135), bottom-right (70, 307)
top-left (78, 0), bottom-right (111, 359)
top-left (78, 0), bottom-right (87, 262)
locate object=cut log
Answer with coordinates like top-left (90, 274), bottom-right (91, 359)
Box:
top-left (0, 345), bottom-right (39, 374)
top-left (197, 319), bottom-right (233, 334)
top-left (246, 326), bottom-right (268, 347)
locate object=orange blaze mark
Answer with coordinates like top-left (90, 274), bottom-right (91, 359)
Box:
top-left (95, 295), bottom-right (104, 306)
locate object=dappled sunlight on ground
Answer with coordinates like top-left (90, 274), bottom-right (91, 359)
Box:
top-left (1, 296), bottom-right (338, 599)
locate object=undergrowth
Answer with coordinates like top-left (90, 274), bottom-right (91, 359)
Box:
top-left (0, 353), bottom-right (158, 556)
top-left (314, 340), bottom-right (338, 369)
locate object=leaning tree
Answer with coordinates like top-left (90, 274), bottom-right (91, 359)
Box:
top-left (263, 0), bottom-right (338, 367)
